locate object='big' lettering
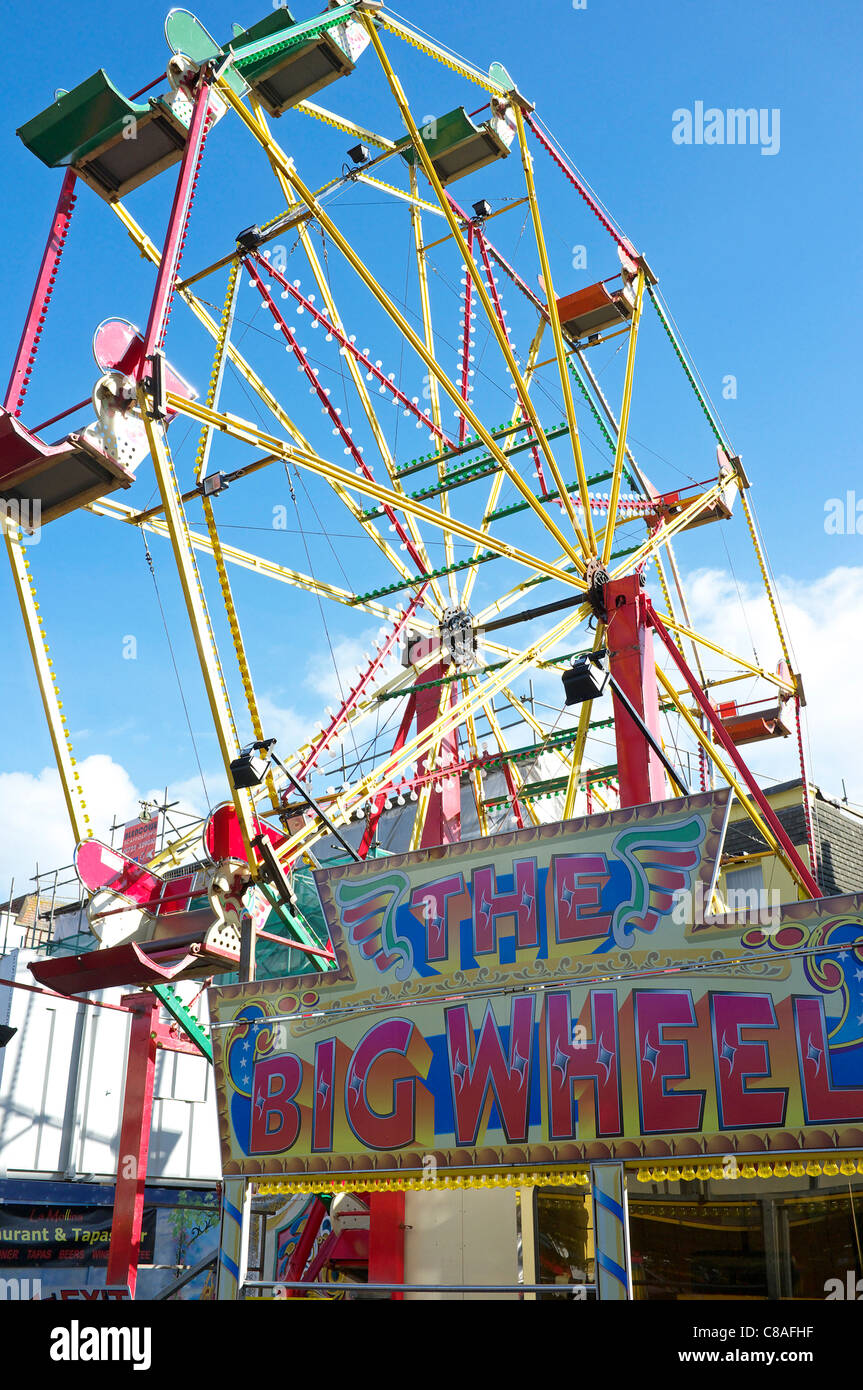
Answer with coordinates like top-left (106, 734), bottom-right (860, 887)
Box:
top-left (250, 1054), bottom-right (304, 1153)
top-left (345, 1017), bottom-right (420, 1150)
top-left (446, 996), bottom-right (535, 1145)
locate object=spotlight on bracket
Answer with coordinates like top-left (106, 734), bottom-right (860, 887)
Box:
top-left (229, 738), bottom-right (277, 789)
top-left (472, 198), bottom-right (492, 219)
top-left (202, 471), bottom-right (230, 498)
top-left (236, 225), bottom-right (266, 254)
top-left (347, 143), bottom-right (370, 165)
top-left (229, 738), bottom-right (361, 862)
top-left (562, 650), bottom-right (609, 706)
top-left (0, 1025), bottom-right (17, 1049)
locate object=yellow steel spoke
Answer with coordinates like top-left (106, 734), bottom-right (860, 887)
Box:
top-left (3, 520), bottom-right (91, 843)
top-left (461, 318), bottom-right (546, 611)
top-left (652, 611), bottom-right (796, 693)
top-left (165, 393), bottom-right (588, 592)
top-left (376, 13), bottom-right (509, 95)
top-left (248, 94), bottom-right (449, 617)
top-left (355, 171), bottom-right (445, 217)
top-left (359, 22), bottom-right (590, 562)
top-left (138, 397), bottom-right (258, 868)
top-left (89, 497), bottom-right (436, 629)
top-left (654, 666), bottom-right (813, 897)
top-left (597, 269), bottom-right (645, 565)
top-left (512, 101), bottom-right (597, 555)
top-left (609, 477), bottom-right (737, 579)
top-left (293, 101), bottom-right (397, 151)
top-left (408, 164), bottom-right (455, 604)
top-left (740, 491), bottom-right (795, 672)
top-left (193, 261), bottom-right (280, 811)
top-left (217, 75), bottom-right (589, 578)
top-left (109, 201), bottom-right (425, 598)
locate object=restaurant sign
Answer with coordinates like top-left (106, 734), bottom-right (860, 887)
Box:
top-left (208, 793), bottom-right (863, 1178)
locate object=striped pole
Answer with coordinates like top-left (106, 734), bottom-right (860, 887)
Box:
top-left (590, 1162), bottom-right (631, 1300)
top-left (216, 1178), bottom-right (250, 1300)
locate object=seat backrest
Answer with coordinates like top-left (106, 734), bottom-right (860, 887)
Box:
top-left (164, 9), bottom-right (249, 96)
top-left (396, 108), bottom-right (482, 166)
top-left (18, 70), bottom-right (149, 169)
top-left (227, 6), bottom-right (298, 54)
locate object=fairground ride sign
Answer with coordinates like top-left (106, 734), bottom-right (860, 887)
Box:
top-left (208, 792), bottom-right (863, 1179)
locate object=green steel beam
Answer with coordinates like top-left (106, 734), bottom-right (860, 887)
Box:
top-left (393, 418), bottom-right (541, 480)
top-left (153, 984), bottom-right (213, 1061)
top-left (361, 424), bottom-right (575, 521)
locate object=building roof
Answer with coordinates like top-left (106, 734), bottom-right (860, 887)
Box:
top-left (724, 779), bottom-right (863, 895)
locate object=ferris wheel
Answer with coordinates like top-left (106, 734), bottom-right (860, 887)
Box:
top-left (1, 0), bottom-right (822, 986)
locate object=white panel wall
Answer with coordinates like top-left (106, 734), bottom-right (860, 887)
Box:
top-left (404, 1189), bottom-right (519, 1300)
top-left (0, 949), bottom-right (221, 1183)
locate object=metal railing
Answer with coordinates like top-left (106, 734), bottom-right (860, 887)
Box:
top-left (241, 1278), bottom-right (597, 1299)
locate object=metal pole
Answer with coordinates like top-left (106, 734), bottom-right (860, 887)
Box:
top-left (269, 753), bottom-right (360, 862)
top-left (591, 1162), bottom-right (632, 1300)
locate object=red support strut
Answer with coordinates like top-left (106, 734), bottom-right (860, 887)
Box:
top-left (107, 992), bottom-right (207, 1296)
top-left (106, 993), bottom-right (160, 1296)
top-left (140, 79), bottom-right (213, 363)
top-left (367, 1192), bottom-right (406, 1301)
top-left (604, 574), bottom-right (667, 808)
top-left (646, 601), bottom-right (821, 899)
top-left (5, 168), bottom-right (78, 415)
top-left (417, 669), bottom-right (461, 848)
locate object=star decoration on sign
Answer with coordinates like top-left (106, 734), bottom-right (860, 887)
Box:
top-left (348, 1071), bottom-right (362, 1101)
top-left (317, 1076), bottom-right (330, 1103)
top-left (520, 887), bottom-right (534, 912)
top-left (255, 1088), bottom-right (265, 1116)
top-left (596, 1036), bottom-right (615, 1082)
top-left (552, 1042), bottom-right (570, 1081)
top-left (453, 1055), bottom-right (468, 1086)
top-left (642, 1037), bottom-right (660, 1079)
top-left (719, 1033), bottom-right (736, 1073)
top-left (512, 1047), bottom-right (528, 1086)
top-left (806, 1038), bottom-right (822, 1075)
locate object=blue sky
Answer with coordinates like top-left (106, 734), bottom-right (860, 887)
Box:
top-left (0, 0), bottom-right (861, 886)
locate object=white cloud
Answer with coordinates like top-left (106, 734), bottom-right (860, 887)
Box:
top-left (674, 565), bottom-right (863, 802)
top-left (255, 694), bottom-right (312, 757)
top-left (0, 756), bottom-right (224, 897)
top-left (0, 755), bottom-right (141, 893)
top-left (302, 629), bottom-right (401, 707)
